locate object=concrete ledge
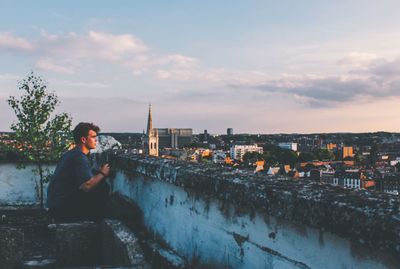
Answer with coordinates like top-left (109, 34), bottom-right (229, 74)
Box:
top-left (101, 219), bottom-right (149, 268)
top-left (111, 154), bottom-right (400, 256)
top-left (48, 222), bottom-right (100, 267)
top-left (48, 219), bottom-right (150, 268)
top-left (0, 226), bottom-right (24, 268)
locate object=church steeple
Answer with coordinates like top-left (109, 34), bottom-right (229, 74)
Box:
top-left (146, 104), bottom-right (152, 136)
top-left (143, 104), bottom-right (158, 156)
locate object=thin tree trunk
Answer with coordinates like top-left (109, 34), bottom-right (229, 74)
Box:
top-left (37, 162), bottom-right (44, 208)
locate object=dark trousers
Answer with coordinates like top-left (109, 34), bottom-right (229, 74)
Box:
top-left (49, 183), bottom-right (109, 223)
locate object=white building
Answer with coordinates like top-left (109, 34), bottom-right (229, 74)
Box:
top-left (278, 142), bottom-right (298, 152)
top-left (213, 150), bottom-right (227, 164)
top-left (267, 167), bottom-right (280, 175)
top-left (230, 144), bottom-right (263, 161)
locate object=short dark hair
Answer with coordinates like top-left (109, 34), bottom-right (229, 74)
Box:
top-left (73, 122), bottom-right (100, 145)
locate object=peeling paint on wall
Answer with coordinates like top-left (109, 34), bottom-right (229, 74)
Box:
top-left (109, 154), bottom-right (400, 269)
top-left (111, 171), bottom-right (398, 269)
top-left (0, 164), bottom-right (54, 205)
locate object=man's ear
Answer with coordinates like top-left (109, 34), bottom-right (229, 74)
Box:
top-left (80, 136), bottom-right (87, 144)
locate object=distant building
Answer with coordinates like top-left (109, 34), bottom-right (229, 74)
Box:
top-left (326, 143), bottom-right (337, 150)
top-left (375, 173), bottom-right (400, 195)
top-left (203, 129), bottom-right (208, 142)
top-left (157, 128), bottom-right (193, 149)
top-left (267, 166), bottom-right (280, 175)
top-left (255, 160), bottom-right (265, 172)
top-left (342, 146), bottom-right (354, 159)
top-left (278, 143), bottom-right (298, 152)
top-left (332, 169), bottom-right (375, 190)
top-left (142, 105), bottom-right (159, 156)
top-left (320, 167), bottom-right (335, 183)
top-left (230, 144), bottom-right (263, 161)
top-left (227, 128), bottom-right (233, 136)
top-left (213, 150), bottom-right (227, 164)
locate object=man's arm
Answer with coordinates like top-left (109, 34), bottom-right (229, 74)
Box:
top-left (79, 164), bottom-right (110, 192)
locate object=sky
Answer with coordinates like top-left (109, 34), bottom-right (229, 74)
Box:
top-left (1, 1), bottom-right (400, 134)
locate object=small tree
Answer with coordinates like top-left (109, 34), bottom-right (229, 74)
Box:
top-left (243, 151), bottom-right (263, 166)
top-left (7, 72), bottom-right (72, 207)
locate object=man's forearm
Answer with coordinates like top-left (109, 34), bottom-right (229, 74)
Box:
top-left (79, 173), bottom-right (106, 192)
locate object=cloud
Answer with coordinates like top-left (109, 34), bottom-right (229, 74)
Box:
top-left (37, 30), bottom-right (148, 61)
top-left (0, 30), bottom-right (201, 77)
top-left (0, 32), bottom-right (34, 51)
top-left (56, 80), bottom-right (109, 89)
top-left (36, 30), bottom-right (198, 78)
top-left (337, 52), bottom-right (379, 67)
top-left (86, 31), bottom-right (148, 60)
top-left (0, 30), bottom-right (150, 73)
top-left (0, 73), bottom-right (20, 80)
top-left (368, 58), bottom-right (400, 78)
top-left (230, 57), bottom-right (400, 107)
top-left (36, 59), bottom-right (76, 74)
top-left (165, 54), bottom-right (198, 67)
top-left (127, 53), bottom-right (199, 79)
top-left (156, 70), bottom-right (171, 79)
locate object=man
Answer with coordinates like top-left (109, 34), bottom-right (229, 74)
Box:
top-left (47, 122), bottom-right (110, 222)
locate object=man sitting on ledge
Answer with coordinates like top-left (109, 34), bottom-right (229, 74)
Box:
top-left (47, 122), bottom-right (110, 222)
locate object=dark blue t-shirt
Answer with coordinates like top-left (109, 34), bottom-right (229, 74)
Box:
top-left (47, 147), bottom-right (93, 209)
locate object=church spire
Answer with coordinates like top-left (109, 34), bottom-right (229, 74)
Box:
top-left (146, 104), bottom-right (152, 136)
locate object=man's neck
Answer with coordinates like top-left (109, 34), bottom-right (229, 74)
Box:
top-left (78, 144), bottom-right (90, 155)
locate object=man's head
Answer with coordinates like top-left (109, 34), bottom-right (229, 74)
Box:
top-left (73, 122), bottom-right (100, 150)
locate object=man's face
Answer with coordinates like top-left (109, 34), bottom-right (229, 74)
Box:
top-left (83, 130), bottom-right (97, 150)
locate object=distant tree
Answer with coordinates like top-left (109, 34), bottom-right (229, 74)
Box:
top-left (262, 152), bottom-right (279, 166)
top-left (304, 163), bottom-right (316, 170)
top-left (7, 73), bottom-right (72, 207)
top-left (297, 152), bottom-right (316, 163)
top-left (368, 144), bottom-right (379, 167)
top-left (354, 153), bottom-right (365, 166)
top-left (243, 151), bottom-right (263, 166)
top-left (333, 150), bottom-right (342, 161)
top-left (395, 162), bottom-right (400, 172)
top-left (280, 149), bottom-right (297, 166)
top-left (313, 149), bottom-right (335, 161)
top-left (262, 145), bottom-right (280, 166)
top-left (0, 140), bottom-right (6, 161)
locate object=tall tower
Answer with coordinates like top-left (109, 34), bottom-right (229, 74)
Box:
top-left (147, 104), bottom-right (153, 136)
top-left (143, 104), bottom-right (159, 156)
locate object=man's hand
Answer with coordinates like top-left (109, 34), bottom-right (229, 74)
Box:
top-left (100, 164), bottom-right (110, 177)
top-left (80, 163), bottom-right (111, 192)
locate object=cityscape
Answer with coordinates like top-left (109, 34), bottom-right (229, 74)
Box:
top-left (2, 104), bottom-right (400, 197)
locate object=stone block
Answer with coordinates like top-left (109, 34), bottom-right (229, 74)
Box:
top-left (0, 227), bottom-right (24, 269)
top-left (101, 219), bottom-right (149, 268)
top-left (48, 222), bottom-right (100, 267)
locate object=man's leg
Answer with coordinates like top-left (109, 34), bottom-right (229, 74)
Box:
top-left (82, 182), bottom-right (109, 221)
top-left (48, 207), bottom-right (81, 223)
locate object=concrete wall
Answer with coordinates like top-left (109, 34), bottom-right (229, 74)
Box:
top-left (2, 156), bottom-right (400, 268)
top-left (110, 155), bottom-right (400, 269)
top-left (0, 163), bottom-right (54, 205)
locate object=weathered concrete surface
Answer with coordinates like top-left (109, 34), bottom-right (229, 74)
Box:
top-left (48, 222), bottom-right (100, 267)
top-left (0, 164), bottom-right (54, 205)
top-left (21, 257), bottom-right (57, 269)
top-left (110, 154), bottom-right (400, 269)
top-left (1, 206), bottom-right (153, 268)
top-left (107, 195), bottom-right (186, 269)
top-left (102, 219), bottom-right (149, 268)
top-left (0, 226), bottom-right (24, 269)
top-left (0, 206), bottom-right (56, 269)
